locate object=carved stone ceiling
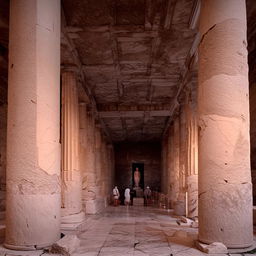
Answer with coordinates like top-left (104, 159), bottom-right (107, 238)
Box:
top-left (62, 0), bottom-right (198, 142)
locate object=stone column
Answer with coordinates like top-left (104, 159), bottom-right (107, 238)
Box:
top-left (172, 117), bottom-right (180, 207)
top-left (161, 135), bottom-right (168, 194)
top-left (186, 99), bottom-right (198, 218)
top-left (79, 102), bottom-right (88, 211)
top-left (83, 113), bottom-right (97, 214)
top-left (198, 0), bottom-right (253, 248)
top-left (61, 71), bottom-right (84, 223)
top-left (5, 0), bottom-right (61, 250)
top-left (167, 126), bottom-right (173, 207)
top-left (108, 144), bottom-right (115, 196)
top-left (174, 109), bottom-right (186, 215)
top-left (94, 126), bottom-right (105, 211)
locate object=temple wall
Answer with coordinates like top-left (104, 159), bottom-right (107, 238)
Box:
top-left (114, 142), bottom-right (161, 194)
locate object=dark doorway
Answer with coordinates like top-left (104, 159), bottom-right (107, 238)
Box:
top-left (132, 163), bottom-right (144, 189)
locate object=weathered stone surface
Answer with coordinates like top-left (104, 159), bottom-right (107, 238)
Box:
top-left (60, 0), bottom-right (197, 143)
top-left (196, 241), bottom-right (228, 254)
top-left (5, 0), bottom-right (61, 249)
top-left (172, 230), bottom-right (188, 238)
top-left (198, 0), bottom-right (253, 248)
top-left (61, 71), bottom-right (84, 223)
top-left (50, 235), bottom-right (80, 256)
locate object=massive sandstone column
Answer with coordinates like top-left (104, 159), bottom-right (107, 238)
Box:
top-left (174, 109), bottom-right (186, 215)
top-left (172, 117), bottom-right (180, 207)
top-left (79, 102), bottom-right (88, 211)
top-left (6, 0), bottom-right (61, 249)
top-left (161, 134), bottom-right (168, 194)
top-left (198, 0), bottom-right (253, 248)
top-left (186, 97), bottom-right (198, 218)
top-left (61, 71), bottom-right (84, 223)
top-left (167, 126), bottom-right (173, 206)
top-left (94, 126), bottom-right (105, 211)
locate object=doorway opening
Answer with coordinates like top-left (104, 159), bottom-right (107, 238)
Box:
top-left (132, 163), bottom-right (144, 189)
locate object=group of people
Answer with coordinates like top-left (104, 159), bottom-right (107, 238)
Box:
top-left (112, 185), bottom-right (152, 206)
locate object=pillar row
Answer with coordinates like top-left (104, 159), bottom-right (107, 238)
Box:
top-left (198, 0), bottom-right (253, 248)
top-left (61, 71), bottom-right (84, 223)
top-left (5, 0), bottom-right (61, 250)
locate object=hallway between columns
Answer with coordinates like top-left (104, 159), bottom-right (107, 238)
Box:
top-left (74, 206), bottom-right (199, 256)
top-left (1, 205), bottom-right (254, 256)
top-left (64, 206), bottom-right (256, 256)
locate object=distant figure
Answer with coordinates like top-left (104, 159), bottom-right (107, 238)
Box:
top-left (113, 186), bottom-right (120, 206)
top-left (124, 187), bottom-right (131, 205)
top-left (130, 188), bottom-right (136, 205)
top-left (134, 168), bottom-right (141, 187)
top-left (144, 186), bottom-right (152, 206)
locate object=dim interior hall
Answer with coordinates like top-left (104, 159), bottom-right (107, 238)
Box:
top-left (0, 0), bottom-right (256, 255)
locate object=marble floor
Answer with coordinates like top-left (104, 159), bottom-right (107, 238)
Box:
top-left (71, 206), bottom-right (255, 256)
top-left (0, 206), bottom-right (255, 256)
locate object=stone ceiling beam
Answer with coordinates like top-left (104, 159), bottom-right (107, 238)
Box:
top-left (99, 110), bottom-right (172, 118)
top-left (97, 103), bottom-right (172, 112)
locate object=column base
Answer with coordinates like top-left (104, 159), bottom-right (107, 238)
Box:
top-left (61, 211), bottom-right (85, 231)
top-left (85, 198), bottom-right (107, 214)
top-left (61, 211), bottom-right (85, 224)
top-left (4, 241), bottom-right (56, 251)
top-left (174, 200), bottom-right (186, 216)
top-left (198, 238), bottom-right (254, 250)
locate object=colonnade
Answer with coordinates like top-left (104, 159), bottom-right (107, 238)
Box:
top-left (5, 0), bottom-right (115, 249)
top-left (161, 0), bottom-right (253, 249)
top-left (4, 0), bottom-right (253, 251)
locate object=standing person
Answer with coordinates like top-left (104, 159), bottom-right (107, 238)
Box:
top-left (144, 186), bottom-right (152, 206)
top-left (113, 186), bottom-right (120, 206)
top-left (124, 187), bottom-right (131, 206)
top-left (130, 187), bottom-right (136, 206)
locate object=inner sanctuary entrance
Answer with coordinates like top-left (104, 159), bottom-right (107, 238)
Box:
top-left (0, 0), bottom-right (256, 255)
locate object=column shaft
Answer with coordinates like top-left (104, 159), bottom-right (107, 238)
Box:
top-left (79, 102), bottom-right (88, 211)
top-left (6, 0), bottom-right (61, 249)
top-left (61, 72), bottom-right (83, 222)
top-left (174, 109), bottom-right (187, 215)
top-left (179, 109), bottom-right (187, 198)
top-left (167, 126), bottom-right (173, 205)
top-left (173, 117), bottom-right (180, 204)
top-left (161, 135), bottom-right (168, 194)
top-left (198, 0), bottom-right (253, 247)
top-left (186, 101), bottom-right (198, 218)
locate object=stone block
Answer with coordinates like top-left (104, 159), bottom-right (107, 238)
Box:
top-left (196, 241), bottom-right (228, 254)
top-left (174, 200), bottom-right (186, 216)
top-left (50, 234), bottom-right (80, 256)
